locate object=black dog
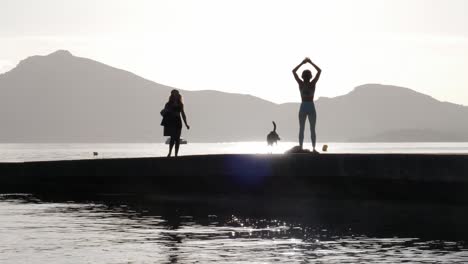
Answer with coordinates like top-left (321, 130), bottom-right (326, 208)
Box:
top-left (267, 121), bottom-right (281, 146)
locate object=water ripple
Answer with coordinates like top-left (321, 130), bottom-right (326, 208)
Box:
top-left (0, 195), bottom-right (467, 263)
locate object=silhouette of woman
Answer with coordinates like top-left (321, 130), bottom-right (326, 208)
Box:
top-left (161, 89), bottom-right (190, 157)
top-left (292, 57), bottom-right (321, 152)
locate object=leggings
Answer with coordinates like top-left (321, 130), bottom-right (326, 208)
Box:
top-left (298, 101), bottom-right (317, 149)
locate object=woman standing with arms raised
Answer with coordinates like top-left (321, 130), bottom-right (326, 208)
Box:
top-left (292, 57), bottom-right (321, 153)
top-left (161, 89), bottom-right (190, 157)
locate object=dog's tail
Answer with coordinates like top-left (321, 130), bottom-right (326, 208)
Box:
top-left (272, 121), bottom-right (277, 132)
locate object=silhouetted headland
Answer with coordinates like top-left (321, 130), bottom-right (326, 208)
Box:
top-left (1, 153), bottom-right (468, 204)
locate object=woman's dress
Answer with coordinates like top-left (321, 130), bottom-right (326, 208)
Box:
top-left (161, 103), bottom-right (183, 137)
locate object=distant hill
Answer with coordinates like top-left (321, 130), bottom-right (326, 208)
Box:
top-left (316, 84), bottom-right (468, 142)
top-left (0, 50), bottom-right (467, 143)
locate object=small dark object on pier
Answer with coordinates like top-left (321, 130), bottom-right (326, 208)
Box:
top-left (286, 146), bottom-right (311, 154)
top-left (286, 146), bottom-right (320, 154)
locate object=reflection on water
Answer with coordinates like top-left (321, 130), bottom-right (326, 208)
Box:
top-left (1, 194), bottom-right (468, 263)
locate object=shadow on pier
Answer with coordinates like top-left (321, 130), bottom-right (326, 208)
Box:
top-left (1, 154), bottom-right (468, 204)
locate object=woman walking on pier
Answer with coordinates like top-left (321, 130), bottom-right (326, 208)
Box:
top-left (161, 89), bottom-right (190, 157)
top-left (292, 57), bottom-right (321, 153)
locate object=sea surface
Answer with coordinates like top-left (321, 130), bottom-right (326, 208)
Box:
top-left (1, 142), bottom-right (468, 263)
top-left (1, 194), bottom-right (468, 263)
top-left (1, 142), bottom-right (468, 162)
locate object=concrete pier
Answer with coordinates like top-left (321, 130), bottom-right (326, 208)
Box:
top-left (1, 154), bottom-right (468, 203)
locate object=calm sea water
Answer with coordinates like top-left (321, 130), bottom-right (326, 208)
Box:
top-left (2, 143), bottom-right (468, 263)
top-left (1, 142), bottom-right (468, 162)
top-left (1, 194), bottom-right (468, 263)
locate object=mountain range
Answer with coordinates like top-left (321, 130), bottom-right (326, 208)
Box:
top-left (0, 50), bottom-right (467, 143)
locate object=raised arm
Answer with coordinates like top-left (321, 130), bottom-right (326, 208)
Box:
top-left (305, 58), bottom-right (321, 84)
top-left (292, 59), bottom-right (308, 85)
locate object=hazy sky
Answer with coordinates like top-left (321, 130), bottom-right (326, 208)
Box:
top-left (1, 0), bottom-right (468, 104)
